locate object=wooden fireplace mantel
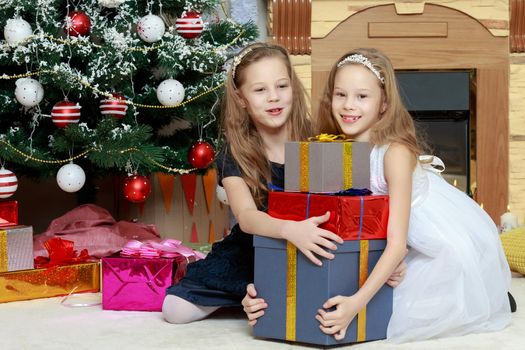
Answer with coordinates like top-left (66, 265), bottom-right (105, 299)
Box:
top-left (311, 3), bottom-right (509, 222)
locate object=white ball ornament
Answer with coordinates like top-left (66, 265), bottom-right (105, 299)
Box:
top-left (0, 167), bottom-right (18, 199)
top-left (136, 14), bottom-right (165, 43)
top-left (14, 78), bottom-right (44, 107)
top-left (3, 18), bottom-right (33, 45)
top-left (156, 79), bottom-right (185, 106)
top-left (216, 185), bottom-right (229, 205)
top-left (98, 0), bottom-right (125, 8)
top-left (56, 163), bottom-right (86, 193)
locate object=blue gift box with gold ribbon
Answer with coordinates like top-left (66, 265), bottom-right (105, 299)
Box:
top-left (253, 237), bottom-right (392, 346)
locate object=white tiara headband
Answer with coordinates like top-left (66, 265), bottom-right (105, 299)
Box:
top-left (231, 47), bottom-right (255, 80)
top-left (337, 54), bottom-right (385, 84)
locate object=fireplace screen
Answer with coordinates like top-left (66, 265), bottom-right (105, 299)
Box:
top-left (396, 71), bottom-right (473, 195)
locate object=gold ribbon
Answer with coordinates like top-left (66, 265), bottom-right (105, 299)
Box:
top-left (307, 133), bottom-right (349, 142)
top-left (299, 142), bottom-right (309, 192)
top-left (343, 143), bottom-right (353, 189)
top-left (0, 230), bottom-right (7, 272)
top-left (357, 240), bottom-right (369, 342)
top-left (299, 134), bottom-right (354, 192)
top-left (286, 241), bottom-right (297, 341)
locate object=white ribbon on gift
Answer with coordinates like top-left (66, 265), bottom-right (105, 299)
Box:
top-left (410, 155), bottom-right (446, 207)
top-left (419, 155), bottom-right (445, 174)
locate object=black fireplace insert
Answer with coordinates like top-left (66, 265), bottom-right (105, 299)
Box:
top-left (396, 71), bottom-right (474, 195)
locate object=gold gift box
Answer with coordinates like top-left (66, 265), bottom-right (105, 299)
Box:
top-left (0, 262), bottom-right (100, 303)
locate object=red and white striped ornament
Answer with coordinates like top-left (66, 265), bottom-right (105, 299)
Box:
top-left (0, 167), bottom-right (18, 199)
top-left (100, 93), bottom-right (128, 119)
top-left (51, 99), bottom-right (81, 128)
top-left (175, 11), bottom-right (204, 39)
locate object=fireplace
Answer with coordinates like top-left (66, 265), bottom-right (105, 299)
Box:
top-left (311, 3), bottom-right (509, 221)
top-left (396, 71), bottom-right (474, 195)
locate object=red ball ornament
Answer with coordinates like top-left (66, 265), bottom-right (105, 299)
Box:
top-left (0, 167), bottom-right (18, 199)
top-left (123, 174), bottom-right (152, 203)
top-left (51, 99), bottom-right (81, 128)
top-left (188, 141), bottom-right (215, 169)
top-left (175, 11), bottom-right (204, 39)
top-left (100, 93), bottom-right (128, 119)
top-left (65, 11), bottom-right (91, 37)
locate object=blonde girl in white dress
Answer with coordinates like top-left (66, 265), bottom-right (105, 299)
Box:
top-left (311, 48), bottom-right (512, 342)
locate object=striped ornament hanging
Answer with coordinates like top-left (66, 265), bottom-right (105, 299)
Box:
top-left (100, 93), bottom-right (128, 119)
top-left (175, 11), bottom-right (204, 39)
top-left (0, 168), bottom-right (18, 199)
top-left (51, 100), bottom-right (81, 128)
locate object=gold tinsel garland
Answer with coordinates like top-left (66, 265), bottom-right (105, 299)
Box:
top-left (0, 140), bottom-right (196, 174)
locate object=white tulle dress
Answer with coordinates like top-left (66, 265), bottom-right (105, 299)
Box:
top-left (370, 144), bottom-right (512, 343)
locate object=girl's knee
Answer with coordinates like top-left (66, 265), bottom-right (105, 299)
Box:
top-left (162, 295), bottom-right (218, 324)
top-left (162, 295), bottom-right (189, 324)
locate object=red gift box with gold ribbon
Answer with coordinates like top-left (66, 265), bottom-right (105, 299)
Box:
top-left (268, 192), bottom-right (389, 241)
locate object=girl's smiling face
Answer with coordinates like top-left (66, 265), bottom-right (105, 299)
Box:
top-left (331, 64), bottom-right (386, 141)
top-left (237, 56), bottom-right (293, 134)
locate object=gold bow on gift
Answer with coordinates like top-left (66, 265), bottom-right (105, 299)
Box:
top-left (308, 134), bottom-right (351, 142)
top-left (299, 134), bottom-right (355, 192)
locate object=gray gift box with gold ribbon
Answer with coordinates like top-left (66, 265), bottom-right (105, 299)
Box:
top-left (285, 138), bottom-right (371, 193)
top-left (0, 225), bottom-right (34, 273)
top-left (253, 237), bottom-right (392, 346)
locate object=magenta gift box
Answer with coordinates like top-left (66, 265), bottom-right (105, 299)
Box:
top-left (101, 254), bottom-right (190, 311)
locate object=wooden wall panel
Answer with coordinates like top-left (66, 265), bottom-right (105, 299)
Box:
top-left (270, 0), bottom-right (311, 54)
top-left (311, 3), bottom-right (509, 222)
top-left (511, 0), bottom-right (525, 52)
top-left (476, 67), bottom-right (509, 217)
top-left (312, 1), bottom-right (509, 38)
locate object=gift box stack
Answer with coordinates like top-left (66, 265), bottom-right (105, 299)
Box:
top-left (102, 239), bottom-right (203, 311)
top-left (253, 136), bottom-right (393, 346)
top-left (0, 201), bottom-right (100, 303)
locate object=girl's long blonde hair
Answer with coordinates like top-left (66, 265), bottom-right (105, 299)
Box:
top-left (317, 48), bottom-right (422, 156)
top-left (221, 43), bottom-right (313, 206)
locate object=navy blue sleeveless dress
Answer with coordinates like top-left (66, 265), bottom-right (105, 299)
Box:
top-left (165, 146), bottom-right (284, 307)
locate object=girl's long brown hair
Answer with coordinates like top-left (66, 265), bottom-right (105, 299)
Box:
top-left (221, 43), bottom-right (314, 206)
top-left (317, 48), bottom-right (423, 156)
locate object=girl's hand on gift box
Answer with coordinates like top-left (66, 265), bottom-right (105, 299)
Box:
top-left (242, 283), bottom-right (267, 326)
top-left (316, 294), bottom-right (362, 341)
top-left (281, 211), bottom-right (344, 266)
top-left (387, 255), bottom-right (407, 287)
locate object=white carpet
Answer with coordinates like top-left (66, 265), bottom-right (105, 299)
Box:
top-left (1, 275), bottom-right (524, 350)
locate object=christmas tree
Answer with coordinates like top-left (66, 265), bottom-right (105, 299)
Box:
top-left (0, 0), bottom-right (257, 199)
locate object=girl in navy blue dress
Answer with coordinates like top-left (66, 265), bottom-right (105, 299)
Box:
top-left (162, 43), bottom-right (345, 323)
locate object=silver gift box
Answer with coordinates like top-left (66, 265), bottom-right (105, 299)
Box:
top-left (0, 225), bottom-right (34, 272)
top-left (285, 141), bottom-right (371, 193)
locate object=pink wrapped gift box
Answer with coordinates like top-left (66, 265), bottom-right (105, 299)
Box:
top-left (102, 239), bottom-right (202, 311)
